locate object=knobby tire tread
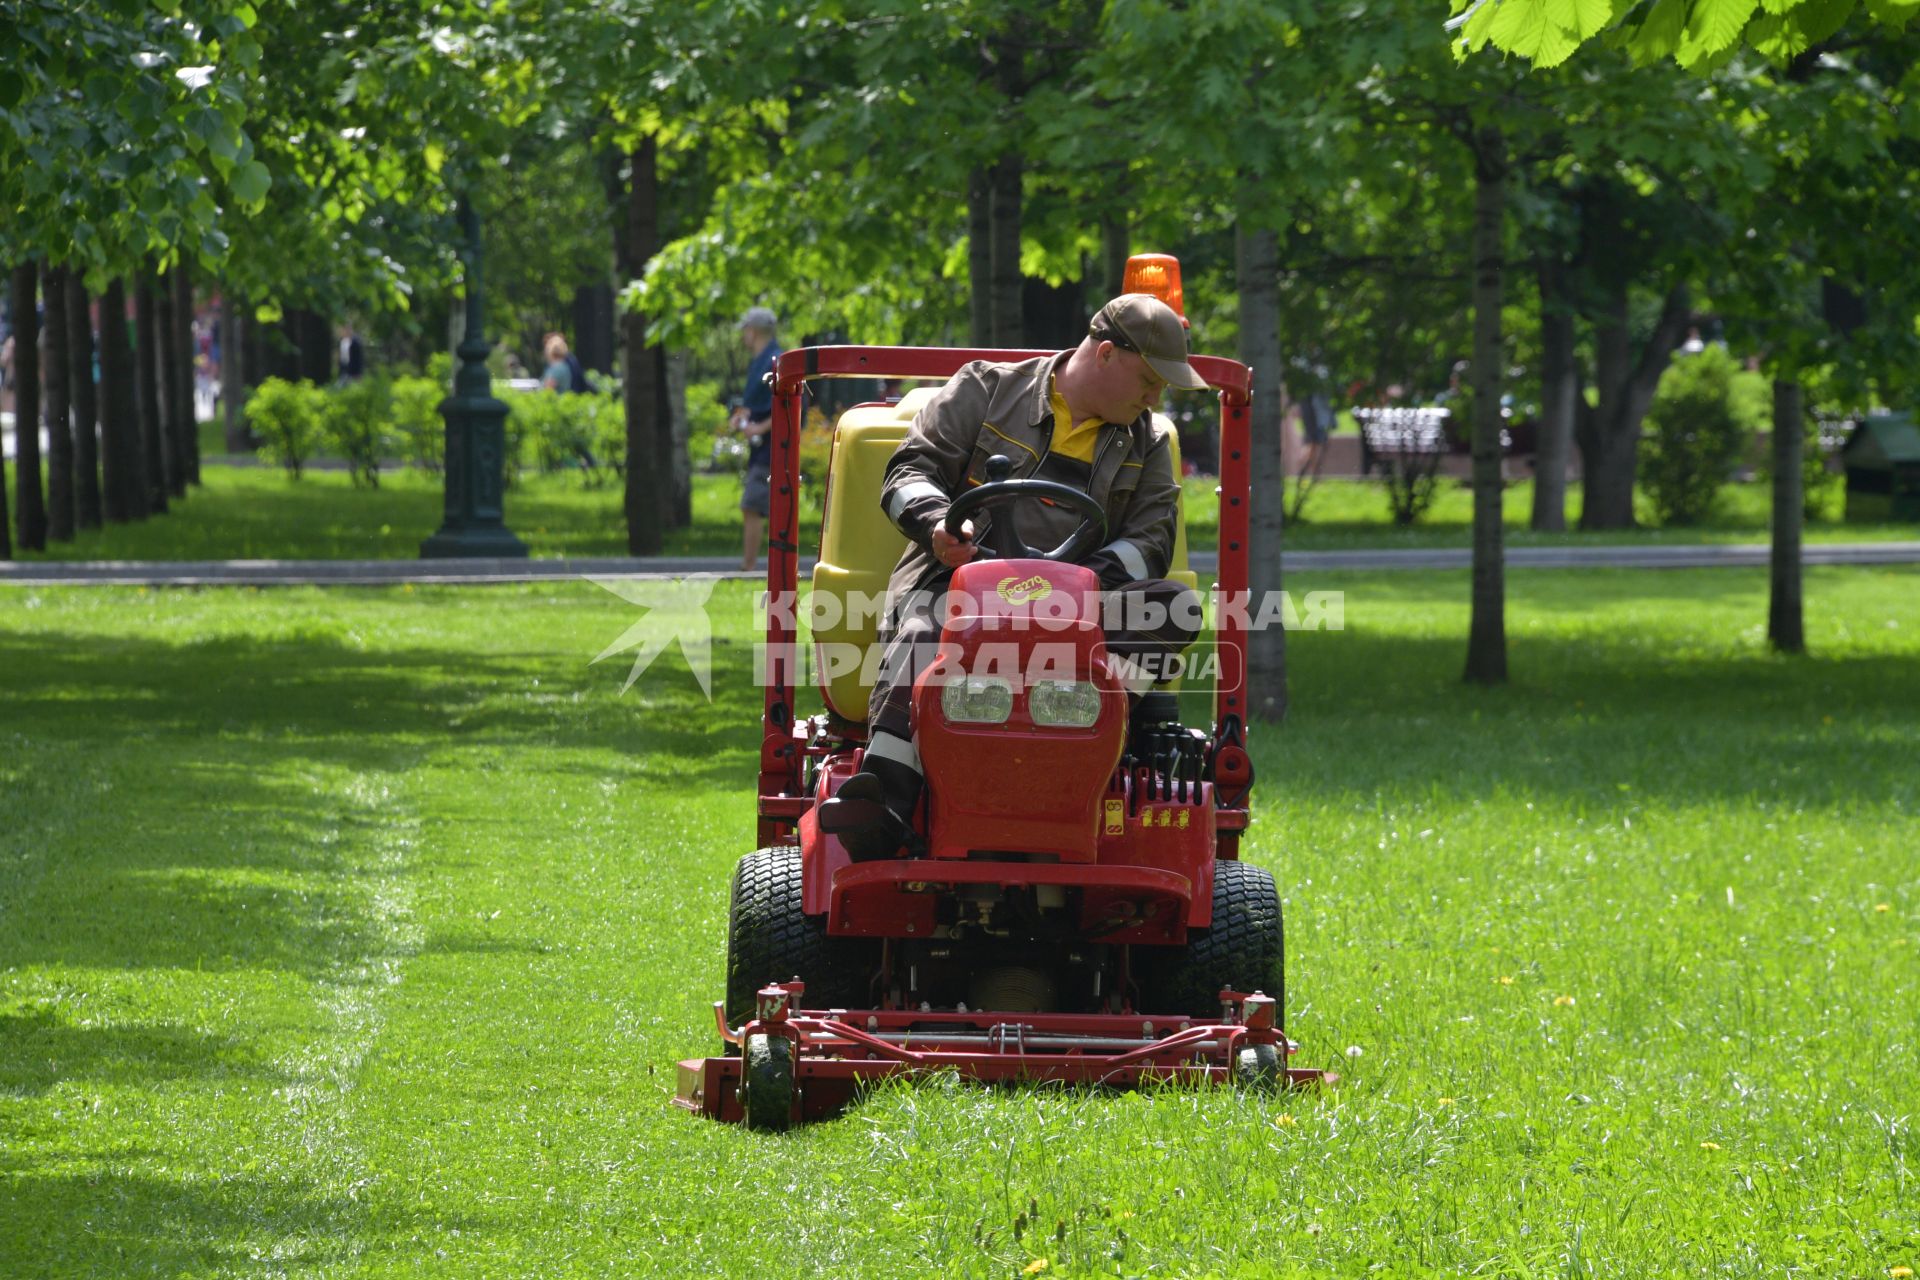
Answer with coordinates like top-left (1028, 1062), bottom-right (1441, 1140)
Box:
top-left (1140, 860), bottom-right (1285, 1021)
top-left (725, 847), bottom-right (869, 1025)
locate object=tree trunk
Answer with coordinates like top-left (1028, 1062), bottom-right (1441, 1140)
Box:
top-left (572, 281), bottom-right (616, 375)
top-left (66, 270), bottom-right (101, 528)
top-left (1237, 216), bottom-right (1287, 723)
top-left (1464, 128), bottom-right (1508, 686)
top-left (173, 262), bottom-right (199, 485)
top-left (135, 270), bottom-right (170, 513)
top-left (44, 265), bottom-right (74, 541)
top-left (621, 137), bottom-right (665, 556)
top-left (243, 297), bottom-right (266, 393)
top-left (11, 262), bottom-right (47, 551)
top-left (294, 307), bottom-right (333, 383)
top-left (221, 290), bottom-right (250, 452)
top-left (967, 166), bottom-right (993, 347)
top-left (100, 278), bottom-right (148, 521)
top-left (1768, 378), bottom-right (1805, 654)
top-left (988, 151), bottom-right (1023, 346)
top-left (1576, 281), bottom-right (1690, 530)
top-left (1101, 213), bottom-right (1129, 303)
top-left (666, 348), bottom-right (692, 526)
top-left (155, 266), bottom-right (186, 499)
top-left (1533, 258), bottom-right (1574, 532)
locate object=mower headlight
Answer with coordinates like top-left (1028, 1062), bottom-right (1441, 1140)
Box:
top-left (941, 675), bottom-right (1013, 724)
top-left (1029, 679), bottom-right (1102, 728)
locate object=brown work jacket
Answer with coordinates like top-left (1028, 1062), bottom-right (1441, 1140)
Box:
top-left (877, 352), bottom-right (1182, 620)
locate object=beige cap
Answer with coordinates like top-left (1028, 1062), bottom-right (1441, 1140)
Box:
top-left (1089, 295), bottom-right (1207, 389)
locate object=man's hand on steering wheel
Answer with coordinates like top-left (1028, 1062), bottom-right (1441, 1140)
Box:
top-left (932, 518), bottom-right (978, 568)
top-left (940, 456), bottom-right (1108, 564)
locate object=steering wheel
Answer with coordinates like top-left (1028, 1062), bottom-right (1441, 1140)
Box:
top-left (944, 454), bottom-right (1108, 562)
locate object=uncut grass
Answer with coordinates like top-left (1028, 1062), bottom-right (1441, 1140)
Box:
top-left (1, 569), bottom-right (1916, 1276)
top-left (11, 465), bottom-right (1913, 563)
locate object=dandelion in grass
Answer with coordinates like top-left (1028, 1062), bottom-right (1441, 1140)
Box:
top-left (1023, 1260), bottom-right (1049, 1275)
top-left (1274, 1112), bottom-right (1297, 1128)
top-left (1306, 1222), bottom-right (1323, 1236)
top-left (1700, 1141), bottom-right (1722, 1151)
top-left (1554, 995), bottom-right (1576, 1007)
top-left (1496, 975), bottom-right (1514, 986)
top-left (1890, 1268), bottom-right (1913, 1278)
top-left (1437, 1097), bottom-right (1456, 1107)
top-left (1876, 904), bottom-right (1892, 913)
top-left (1345, 1045), bottom-right (1363, 1059)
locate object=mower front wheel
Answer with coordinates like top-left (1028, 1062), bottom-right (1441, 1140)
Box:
top-left (1235, 1041), bottom-right (1284, 1089)
top-left (740, 1032), bottom-right (795, 1131)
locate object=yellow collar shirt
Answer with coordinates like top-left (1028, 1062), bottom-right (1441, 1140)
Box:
top-left (1046, 377), bottom-right (1104, 464)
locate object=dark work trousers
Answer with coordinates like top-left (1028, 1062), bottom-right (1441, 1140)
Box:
top-left (861, 574), bottom-right (1201, 780)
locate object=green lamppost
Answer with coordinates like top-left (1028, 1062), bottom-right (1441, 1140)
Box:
top-left (421, 198), bottom-right (528, 559)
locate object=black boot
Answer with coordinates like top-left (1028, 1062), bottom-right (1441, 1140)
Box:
top-left (818, 753), bottom-right (924, 861)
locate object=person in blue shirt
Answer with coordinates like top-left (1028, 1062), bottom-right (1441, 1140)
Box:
top-left (731, 306), bottom-right (782, 570)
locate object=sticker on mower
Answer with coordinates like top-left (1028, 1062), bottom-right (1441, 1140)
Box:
top-left (996, 574), bottom-right (1053, 605)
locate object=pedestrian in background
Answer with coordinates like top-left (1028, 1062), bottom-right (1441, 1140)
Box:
top-left (732, 305), bottom-right (781, 572)
top-left (337, 321), bottom-right (365, 382)
top-left (541, 333), bottom-right (573, 392)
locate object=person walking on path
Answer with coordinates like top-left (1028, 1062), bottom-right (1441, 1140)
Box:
top-left (732, 306), bottom-right (781, 571)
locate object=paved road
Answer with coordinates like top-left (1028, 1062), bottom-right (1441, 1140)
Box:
top-left (3, 542), bottom-right (1917, 587)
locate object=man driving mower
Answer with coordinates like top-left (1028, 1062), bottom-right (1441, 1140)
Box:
top-left (819, 294), bottom-right (1208, 861)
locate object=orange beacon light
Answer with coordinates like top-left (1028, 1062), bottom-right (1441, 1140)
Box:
top-left (1121, 253), bottom-right (1186, 324)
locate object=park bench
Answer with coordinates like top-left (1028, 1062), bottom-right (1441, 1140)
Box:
top-left (1354, 406), bottom-right (1452, 525)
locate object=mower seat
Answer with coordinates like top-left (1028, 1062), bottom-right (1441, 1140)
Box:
top-left (811, 389), bottom-right (935, 721)
top-left (809, 392), bottom-right (1198, 723)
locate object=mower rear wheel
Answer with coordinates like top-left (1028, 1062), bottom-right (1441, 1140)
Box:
top-left (1138, 860), bottom-right (1285, 1021)
top-left (741, 1033), bottom-right (795, 1131)
top-left (725, 846), bottom-right (873, 1026)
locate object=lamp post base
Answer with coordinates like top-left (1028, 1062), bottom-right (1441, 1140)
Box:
top-left (420, 525), bottom-right (530, 559)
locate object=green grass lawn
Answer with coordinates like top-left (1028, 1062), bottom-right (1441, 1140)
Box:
top-left (3, 567), bottom-right (1916, 1275)
top-left (9, 463), bottom-right (1912, 563)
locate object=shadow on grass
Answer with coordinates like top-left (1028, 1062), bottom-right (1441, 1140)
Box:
top-left (1264, 617), bottom-right (1920, 813)
top-left (0, 1160), bottom-right (446, 1280)
top-left (0, 619), bottom-right (761, 982)
top-left (0, 1009), bottom-right (278, 1098)
top-left (0, 623), bottom-right (761, 789)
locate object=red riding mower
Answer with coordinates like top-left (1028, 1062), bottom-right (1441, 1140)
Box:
top-left (674, 334), bottom-right (1331, 1130)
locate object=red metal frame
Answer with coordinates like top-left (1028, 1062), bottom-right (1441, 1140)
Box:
top-left (756, 345), bottom-right (1255, 848)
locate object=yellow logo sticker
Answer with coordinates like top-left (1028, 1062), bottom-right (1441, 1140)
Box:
top-left (1103, 798), bottom-right (1125, 836)
top-left (997, 574), bottom-right (1052, 605)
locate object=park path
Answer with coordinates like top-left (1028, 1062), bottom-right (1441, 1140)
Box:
top-left (2, 541), bottom-right (1918, 586)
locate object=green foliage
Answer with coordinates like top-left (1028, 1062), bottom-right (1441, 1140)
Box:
top-left (0, 2), bottom-right (265, 274)
top-left (503, 389), bottom-right (627, 488)
top-left (322, 376), bottom-right (393, 489)
top-left (241, 376), bottom-right (325, 479)
top-left (1640, 346), bottom-right (1758, 525)
top-left (389, 376), bottom-right (446, 474)
top-left (1449, 0), bottom-right (1920, 69)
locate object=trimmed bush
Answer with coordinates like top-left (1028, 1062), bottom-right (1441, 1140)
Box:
top-left (503, 389), bottom-right (627, 488)
top-left (1640, 346), bottom-right (1756, 527)
top-left (322, 376), bottom-right (393, 488)
top-left (243, 377), bottom-right (325, 480)
top-left (390, 376), bottom-right (445, 474)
